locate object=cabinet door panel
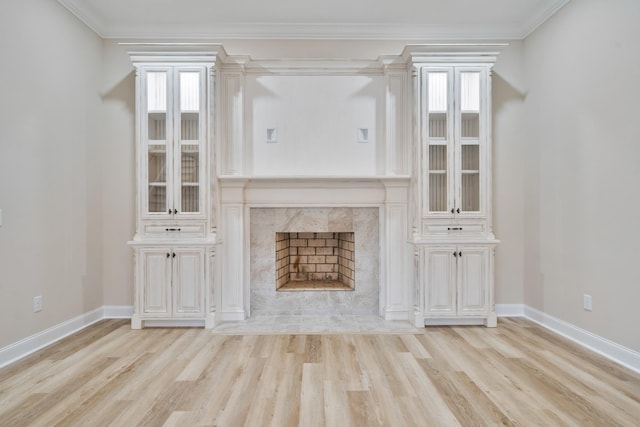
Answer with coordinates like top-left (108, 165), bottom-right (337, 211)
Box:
top-left (141, 249), bottom-right (172, 316)
top-left (425, 249), bottom-right (456, 315)
top-left (423, 68), bottom-right (455, 217)
top-left (143, 69), bottom-right (173, 218)
top-left (458, 248), bottom-right (488, 315)
top-left (173, 248), bottom-right (205, 316)
top-left (174, 68), bottom-right (205, 218)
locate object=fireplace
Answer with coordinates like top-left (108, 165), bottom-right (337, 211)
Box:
top-left (218, 177), bottom-right (410, 321)
top-left (275, 232), bottom-right (355, 291)
top-left (250, 207), bottom-right (379, 315)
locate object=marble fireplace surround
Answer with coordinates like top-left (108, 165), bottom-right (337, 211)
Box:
top-left (218, 177), bottom-right (411, 321)
top-left (252, 208), bottom-right (377, 315)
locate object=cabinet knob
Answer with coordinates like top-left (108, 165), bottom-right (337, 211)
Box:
top-left (168, 209), bottom-right (172, 214)
top-left (166, 253), bottom-right (170, 258)
top-left (453, 251), bottom-right (457, 257)
top-left (172, 252), bottom-right (176, 258)
top-left (459, 251), bottom-right (462, 257)
top-left (450, 208), bottom-right (455, 214)
top-left (174, 208), bottom-right (178, 215)
top-left (457, 208), bottom-right (461, 214)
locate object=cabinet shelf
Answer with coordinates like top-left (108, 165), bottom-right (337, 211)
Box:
top-left (148, 182), bottom-right (167, 187)
top-left (461, 170), bottom-right (480, 174)
top-left (428, 139), bottom-right (448, 145)
top-left (429, 170), bottom-right (447, 174)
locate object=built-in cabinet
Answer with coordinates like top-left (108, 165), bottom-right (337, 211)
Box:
top-left (136, 246), bottom-right (206, 319)
top-left (123, 43), bottom-right (501, 328)
top-left (418, 245), bottom-right (491, 318)
top-left (406, 45), bottom-right (501, 327)
top-left (127, 45), bottom-right (223, 329)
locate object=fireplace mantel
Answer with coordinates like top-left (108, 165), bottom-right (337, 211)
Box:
top-left (219, 175), bottom-right (410, 207)
top-left (217, 175), bottom-right (411, 321)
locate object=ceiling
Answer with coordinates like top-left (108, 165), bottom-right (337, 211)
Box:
top-left (57, 0), bottom-right (570, 40)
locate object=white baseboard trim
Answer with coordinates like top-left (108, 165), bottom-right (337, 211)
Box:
top-left (523, 305), bottom-right (640, 374)
top-left (103, 305), bottom-right (134, 318)
top-left (495, 304), bottom-right (525, 317)
top-left (0, 307), bottom-right (104, 369)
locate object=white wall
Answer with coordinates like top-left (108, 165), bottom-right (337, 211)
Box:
top-left (100, 41), bottom-right (136, 307)
top-left (0, 0), bottom-right (104, 347)
top-left (523, 0), bottom-right (640, 352)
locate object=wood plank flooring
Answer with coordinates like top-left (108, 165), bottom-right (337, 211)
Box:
top-left (0, 317), bottom-right (639, 426)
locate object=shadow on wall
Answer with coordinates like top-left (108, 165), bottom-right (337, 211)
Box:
top-left (101, 71), bottom-right (136, 117)
top-left (492, 73), bottom-right (526, 111)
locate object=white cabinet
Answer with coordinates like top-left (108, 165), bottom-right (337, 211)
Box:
top-left (415, 245), bottom-right (496, 327)
top-left (418, 65), bottom-right (493, 235)
top-left (138, 65), bottom-right (208, 236)
top-left (133, 247), bottom-right (206, 327)
top-left (406, 45), bottom-right (501, 327)
top-left (127, 45), bottom-right (224, 329)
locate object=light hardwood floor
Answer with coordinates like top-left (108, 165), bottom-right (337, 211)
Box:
top-left (1, 318), bottom-right (639, 426)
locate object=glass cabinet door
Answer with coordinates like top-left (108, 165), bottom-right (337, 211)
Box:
top-left (457, 71), bottom-right (481, 214)
top-left (146, 71), bottom-right (169, 214)
top-left (176, 70), bottom-right (202, 214)
top-left (425, 70), bottom-right (454, 215)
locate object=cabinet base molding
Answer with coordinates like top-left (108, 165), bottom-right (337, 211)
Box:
top-left (416, 314), bottom-right (497, 327)
top-left (131, 313), bottom-right (216, 330)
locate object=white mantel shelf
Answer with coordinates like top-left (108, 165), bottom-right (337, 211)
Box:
top-left (218, 175), bottom-right (411, 207)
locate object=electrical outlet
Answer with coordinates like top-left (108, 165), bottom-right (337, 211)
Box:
top-left (33, 295), bottom-right (42, 313)
top-left (583, 294), bottom-right (592, 311)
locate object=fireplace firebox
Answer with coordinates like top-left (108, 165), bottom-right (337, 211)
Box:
top-left (275, 232), bottom-right (355, 291)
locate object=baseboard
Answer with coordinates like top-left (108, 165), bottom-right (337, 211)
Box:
top-left (524, 305), bottom-right (640, 374)
top-left (0, 307), bottom-right (104, 369)
top-left (103, 305), bottom-right (134, 318)
top-left (495, 304), bottom-right (525, 317)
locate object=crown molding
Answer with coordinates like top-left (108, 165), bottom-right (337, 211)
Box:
top-left (57, 0), bottom-right (107, 37)
top-left (55, 0), bottom-right (572, 41)
top-left (101, 23), bottom-right (534, 41)
top-left (519, 0), bottom-right (571, 38)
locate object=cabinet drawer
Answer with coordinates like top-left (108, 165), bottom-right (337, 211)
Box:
top-left (143, 223), bottom-right (207, 237)
top-left (423, 224), bottom-right (485, 234)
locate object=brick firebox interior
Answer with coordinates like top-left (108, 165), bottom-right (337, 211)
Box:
top-left (275, 232), bottom-right (355, 290)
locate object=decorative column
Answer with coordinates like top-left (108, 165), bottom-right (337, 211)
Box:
top-left (382, 178), bottom-right (411, 320)
top-left (382, 59), bottom-right (410, 176)
top-left (219, 60), bottom-right (248, 176)
top-left (218, 178), bottom-right (248, 320)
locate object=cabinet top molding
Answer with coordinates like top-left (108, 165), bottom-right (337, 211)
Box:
top-left (121, 42), bottom-right (229, 64)
top-left (121, 43), bottom-right (508, 71)
top-left (402, 43), bottom-right (508, 64)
